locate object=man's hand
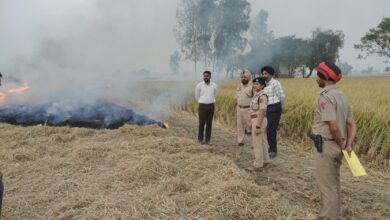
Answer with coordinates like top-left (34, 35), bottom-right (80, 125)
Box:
top-left (340, 139), bottom-right (347, 149)
top-left (344, 145), bottom-right (353, 157)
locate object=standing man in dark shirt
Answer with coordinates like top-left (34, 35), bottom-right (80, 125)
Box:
top-left (261, 66), bottom-right (285, 158)
top-left (195, 71), bottom-right (218, 145)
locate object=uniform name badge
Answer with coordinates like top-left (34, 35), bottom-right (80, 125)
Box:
top-left (342, 150), bottom-right (367, 177)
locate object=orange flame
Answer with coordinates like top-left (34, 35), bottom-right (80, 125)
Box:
top-left (0, 83), bottom-right (30, 102)
top-left (7, 83), bottom-right (30, 94)
top-left (0, 92), bottom-right (6, 101)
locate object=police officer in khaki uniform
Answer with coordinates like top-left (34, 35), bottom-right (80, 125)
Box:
top-left (234, 69), bottom-right (253, 146)
top-left (246, 77), bottom-right (270, 172)
top-left (311, 62), bottom-right (356, 219)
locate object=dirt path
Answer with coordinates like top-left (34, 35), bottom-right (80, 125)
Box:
top-left (168, 111), bottom-right (390, 219)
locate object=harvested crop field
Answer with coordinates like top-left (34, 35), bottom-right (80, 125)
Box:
top-left (0, 111), bottom-right (389, 219)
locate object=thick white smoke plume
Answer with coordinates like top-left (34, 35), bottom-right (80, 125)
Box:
top-left (0, 0), bottom-right (190, 122)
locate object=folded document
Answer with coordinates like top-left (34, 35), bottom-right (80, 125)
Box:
top-left (342, 150), bottom-right (367, 177)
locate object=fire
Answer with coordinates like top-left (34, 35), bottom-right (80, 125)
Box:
top-left (0, 92), bottom-right (5, 101)
top-left (7, 83), bottom-right (30, 94)
top-left (0, 83), bottom-right (30, 102)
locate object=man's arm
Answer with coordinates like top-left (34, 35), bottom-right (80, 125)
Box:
top-left (234, 85), bottom-right (240, 110)
top-left (327, 121), bottom-right (344, 149)
top-left (233, 98), bottom-right (238, 112)
top-left (345, 117), bottom-right (357, 154)
top-left (275, 81), bottom-right (286, 111)
top-left (195, 84), bottom-right (200, 100)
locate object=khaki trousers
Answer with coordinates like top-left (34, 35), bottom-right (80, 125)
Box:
top-left (314, 140), bottom-right (343, 220)
top-left (251, 118), bottom-right (270, 168)
top-left (237, 107), bottom-right (251, 144)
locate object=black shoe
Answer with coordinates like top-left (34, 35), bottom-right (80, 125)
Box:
top-left (238, 142), bottom-right (244, 146)
top-left (244, 130), bottom-right (252, 135)
top-left (269, 152), bottom-right (277, 159)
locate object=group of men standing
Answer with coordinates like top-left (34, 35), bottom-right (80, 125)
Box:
top-left (234, 66), bottom-right (285, 159)
top-left (195, 66), bottom-right (285, 161)
top-left (195, 62), bottom-right (356, 219)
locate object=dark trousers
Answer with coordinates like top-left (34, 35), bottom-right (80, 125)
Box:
top-left (198, 103), bottom-right (215, 142)
top-left (266, 102), bottom-right (282, 153)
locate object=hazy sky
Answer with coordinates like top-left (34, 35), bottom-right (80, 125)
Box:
top-left (1, 0), bottom-right (389, 74)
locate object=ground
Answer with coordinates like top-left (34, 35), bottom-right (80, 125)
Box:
top-left (0, 111), bottom-right (389, 219)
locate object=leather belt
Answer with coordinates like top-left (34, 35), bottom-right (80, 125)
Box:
top-left (323, 137), bottom-right (335, 141)
top-left (268, 102), bottom-right (281, 106)
top-left (239, 105), bottom-right (250, 108)
top-left (250, 114), bottom-right (258, 119)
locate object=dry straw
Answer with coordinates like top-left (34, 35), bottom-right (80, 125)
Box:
top-left (0, 123), bottom-right (315, 219)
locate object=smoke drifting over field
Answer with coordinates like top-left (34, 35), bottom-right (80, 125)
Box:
top-left (0, 0), bottom-right (190, 124)
top-left (0, 0), bottom-right (389, 121)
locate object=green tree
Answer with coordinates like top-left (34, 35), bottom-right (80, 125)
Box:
top-left (212, 0), bottom-right (250, 79)
top-left (304, 29), bottom-right (344, 78)
top-left (272, 36), bottom-right (309, 77)
top-left (354, 17), bottom-right (390, 70)
top-left (174, 0), bottom-right (216, 73)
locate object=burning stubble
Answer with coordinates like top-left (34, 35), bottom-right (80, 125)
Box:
top-left (0, 1), bottom-right (192, 129)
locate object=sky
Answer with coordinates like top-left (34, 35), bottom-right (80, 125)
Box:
top-left (1, 0), bottom-right (389, 75)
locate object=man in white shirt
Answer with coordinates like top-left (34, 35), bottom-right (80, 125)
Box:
top-left (261, 66), bottom-right (285, 158)
top-left (195, 71), bottom-right (218, 144)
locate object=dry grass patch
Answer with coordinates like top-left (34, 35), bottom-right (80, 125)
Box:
top-left (0, 123), bottom-right (314, 219)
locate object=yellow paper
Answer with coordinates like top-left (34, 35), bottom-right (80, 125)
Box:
top-left (342, 150), bottom-right (367, 177)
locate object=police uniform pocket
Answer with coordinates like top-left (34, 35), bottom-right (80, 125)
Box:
top-left (251, 100), bottom-right (259, 110)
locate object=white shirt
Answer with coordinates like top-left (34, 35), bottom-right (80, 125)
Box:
top-left (265, 78), bottom-right (285, 105)
top-left (195, 81), bottom-right (218, 104)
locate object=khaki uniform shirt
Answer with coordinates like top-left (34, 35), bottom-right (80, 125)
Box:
top-left (312, 85), bottom-right (352, 139)
top-left (236, 83), bottom-right (253, 107)
top-left (250, 90), bottom-right (268, 116)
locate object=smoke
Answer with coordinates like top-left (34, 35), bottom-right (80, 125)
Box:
top-left (0, 0), bottom-right (191, 122)
top-left (0, 99), bottom-right (164, 128)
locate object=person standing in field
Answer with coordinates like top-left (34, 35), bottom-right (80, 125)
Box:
top-left (195, 70), bottom-right (218, 145)
top-left (311, 62), bottom-right (356, 219)
top-left (245, 77), bottom-right (270, 171)
top-left (234, 69), bottom-right (253, 146)
top-left (261, 66), bottom-right (285, 159)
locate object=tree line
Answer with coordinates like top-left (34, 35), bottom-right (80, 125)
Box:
top-left (172, 0), bottom-right (389, 78)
